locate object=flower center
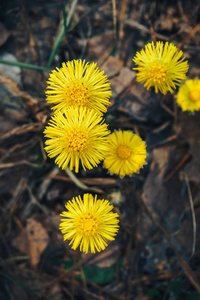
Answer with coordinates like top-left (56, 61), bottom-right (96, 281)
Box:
top-left (78, 213), bottom-right (99, 236)
top-left (68, 130), bottom-right (88, 152)
top-left (148, 62), bottom-right (167, 84)
top-left (189, 90), bottom-right (200, 102)
top-left (117, 145), bottom-right (132, 159)
top-left (66, 81), bottom-right (90, 106)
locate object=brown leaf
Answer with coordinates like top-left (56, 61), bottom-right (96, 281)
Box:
top-left (26, 218), bottom-right (49, 267)
top-left (13, 218), bottom-right (49, 267)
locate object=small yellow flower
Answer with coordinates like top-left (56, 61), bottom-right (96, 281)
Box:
top-left (133, 41), bottom-right (189, 94)
top-left (44, 107), bottom-right (110, 173)
top-left (104, 131), bottom-right (147, 177)
top-left (177, 79), bottom-right (200, 112)
top-left (46, 59), bottom-right (111, 114)
top-left (60, 193), bottom-right (119, 253)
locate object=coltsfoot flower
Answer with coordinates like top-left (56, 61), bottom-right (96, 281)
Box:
top-left (60, 193), bottom-right (119, 253)
top-left (133, 41), bottom-right (189, 94)
top-left (177, 79), bottom-right (200, 112)
top-left (104, 131), bottom-right (147, 177)
top-left (46, 59), bottom-right (111, 114)
top-left (44, 107), bottom-right (110, 173)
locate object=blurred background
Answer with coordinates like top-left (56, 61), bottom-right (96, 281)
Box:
top-left (0, 0), bottom-right (200, 299)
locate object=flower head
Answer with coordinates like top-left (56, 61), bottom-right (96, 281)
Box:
top-left (177, 79), bottom-right (200, 112)
top-left (46, 59), bottom-right (111, 114)
top-left (60, 193), bottom-right (119, 253)
top-left (44, 107), bottom-right (110, 173)
top-left (104, 131), bottom-right (147, 177)
top-left (133, 41), bottom-right (189, 94)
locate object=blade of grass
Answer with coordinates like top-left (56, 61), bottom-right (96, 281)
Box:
top-left (0, 270), bottom-right (38, 295)
top-left (0, 59), bottom-right (47, 71)
top-left (0, 0), bottom-right (78, 71)
top-left (47, 0), bottom-right (78, 68)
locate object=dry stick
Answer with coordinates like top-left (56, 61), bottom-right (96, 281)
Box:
top-left (118, 0), bottom-right (129, 60)
top-left (37, 253), bottom-right (95, 290)
top-left (184, 174), bottom-right (197, 259)
top-left (149, 20), bottom-right (156, 44)
top-left (149, 134), bottom-right (178, 149)
top-left (161, 96), bottom-right (176, 117)
top-left (0, 123), bottom-right (43, 141)
top-left (127, 184), bottom-right (200, 293)
top-left (177, 22), bottom-right (200, 50)
top-left (119, 0), bottom-right (128, 41)
top-left (163, 153), bottom-right (191, 182)
top-left (112, 0), bottom-right (117, 38)
top-left (47, 174), bottom-right (117, 186)
top-left (63, 272), bottom-right (122, 300)
top-left (125, 19), bottom-right (168, 41)
top-left (99, 0), bottom-right (117, 68)
top-left (108, 76), bottom-right (137, 113)
top-left (131, 270), bottom-right (181, 286)
top-left (0, 160), bottom-right (42, 169)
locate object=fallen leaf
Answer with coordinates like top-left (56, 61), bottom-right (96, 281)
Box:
top-left (13, 217), bottom-right (49, 267)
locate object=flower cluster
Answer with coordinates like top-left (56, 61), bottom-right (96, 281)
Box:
top-left (44, 60), bottom-right (111, 174)
top-left (44, 40), bottom-right (193, 254)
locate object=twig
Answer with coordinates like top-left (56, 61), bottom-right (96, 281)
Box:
top-left (126, 182), bottom-right (200, 293)
top-left (164, 153), bottom-right (191, 182)
top-left (149, 20), bottom-right (156, 44)
top-left (47, 174), bottom-right (117, 186)
top-left (177, 23), bottom-right (200, 50)
top-left (184, 174), bottom-right (196, 259)
top-left (125, 19), bottom-right (168, 41)
top-left (36, 253), bottom-right (95, 290)
top-left (119, 0), bottom-right (128, 41)
top-left (131, 270), bottom-right (181, 286)
top-left (0, 160), bottom-right (42, 169)
top-left (112, 0), bottom-right (117, 39)
top-left (0, 123), bottom-right (43, 141)
top-left (161, 96), bottom-right (176, 117)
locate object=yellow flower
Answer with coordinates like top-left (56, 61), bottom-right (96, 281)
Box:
top-left (177, 79), bottom-right (200, 112)
top-left (133, 41), bottom-right (189, 94)
top-left (104, 131), bottom-right (147, 177)
top-left (44, 107), bottom-right (110, 173)
top-left (46, 59), bottom-right (111, 114)
top-left (60, 193), bottom-right (119, 253)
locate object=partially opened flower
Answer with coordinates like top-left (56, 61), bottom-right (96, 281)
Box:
top-left (46, 59), bottom-right (111, 114)
top-left (177, 79), bottom-right (200, 112)
top-left (44, 107), bottom-right (110, 173)
top-left (104, 131), bottom-right (147, 177)
top-left (133, 41), bottom-right (189, 94)
top-left (60, 193), bottom-right (119, 253)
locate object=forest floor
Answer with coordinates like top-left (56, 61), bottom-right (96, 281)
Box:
top-left (0, 0), bottom-right (200, 299)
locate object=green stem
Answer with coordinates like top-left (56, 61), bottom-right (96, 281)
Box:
top-left (65, 167), bottom-right (103, 194)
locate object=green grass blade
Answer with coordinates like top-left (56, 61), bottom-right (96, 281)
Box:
top-left (0, 270), bottom-right (38, 295)
top-left (47, 0), bottom-right (78, 68)
top-left (0, 59), bottom-right (47, 71)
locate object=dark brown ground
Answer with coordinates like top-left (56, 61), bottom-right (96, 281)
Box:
top-left (0, 0), bottom-right (200, 299)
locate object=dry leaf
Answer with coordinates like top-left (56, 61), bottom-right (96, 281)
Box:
top-left (13, 217), bottom-right (49, 267)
